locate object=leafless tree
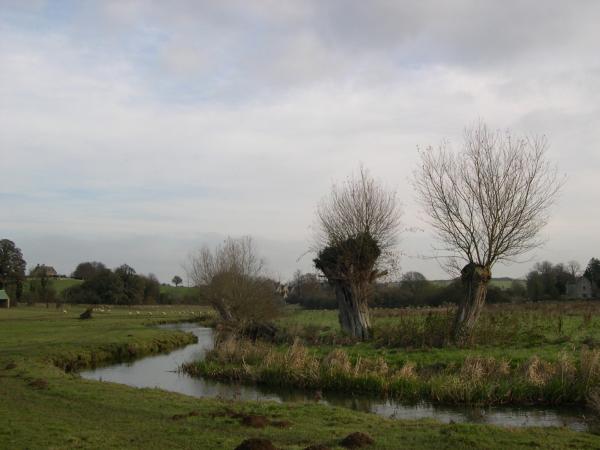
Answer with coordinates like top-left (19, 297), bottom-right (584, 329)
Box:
top-left (187, 236), bottom-right (281, 322)
top-left (314, 167), bottom-right (401, 340)
top-left (413, 122), bottom-right (562, 344)
top-left (567, 260), bottom-right (581, 280)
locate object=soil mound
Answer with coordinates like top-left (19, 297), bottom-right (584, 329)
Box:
top-left (340, 432), bottom-right (374, 448)
top-left (241, 415), bottom-right (269, 428)
top-left (270, 420), bottom-right (292, 428)
top-left (28, 379), bottom-right (49, 389)
top-left (234, 438), bottom-right (277, 450)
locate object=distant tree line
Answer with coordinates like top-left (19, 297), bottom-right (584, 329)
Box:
top-left (63, 262), bottom-right (161, 305)
top-left (286, 270), bottom-right (527, 310)
top-left (584, 258), bottom-right (600, 290)
top-left (289, 258), bottom-right (600, 310)
top-left (62, 262), bottom-right (198, 305)
top-left (526, 261), bottom-right (575, 301)
top-left (526, 258), bottom-right (599, 300)
top-left (0, 239), bottom-right (26, 301)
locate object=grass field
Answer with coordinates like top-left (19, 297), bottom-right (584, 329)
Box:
top-left (23, 277), bottom-right (84, 294)
top-left (2, 306), bottom-right (600, 449)
top-left (274, 303), bottom-right (599, 363)
top-left (159, 283), bottom-right (201, 300)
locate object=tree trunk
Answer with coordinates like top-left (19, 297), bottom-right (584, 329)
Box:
top-left (335, 282), bottom-right (371, 340)
top-left (453, 263), bottom-right (491, 346)
top-left (211, 298), bottom-right (234, 321)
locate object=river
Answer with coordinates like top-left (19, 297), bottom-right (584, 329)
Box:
top-left (79, 322), bottom-right (589, 431)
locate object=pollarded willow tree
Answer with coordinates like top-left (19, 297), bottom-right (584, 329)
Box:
top-left (314, 167), bottom-right (401, 340)
top-left (413, 123), bottom-right (562, 344)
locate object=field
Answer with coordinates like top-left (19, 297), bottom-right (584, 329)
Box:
top-left (186, 302), bottom-right (600, 406)
top-left (158, 283), bottom-right (202, 300)
top-left (431, 278), bottom-right (524, 289)
top-left (2, 306), bottom-right (600, 449)
top-left (22, 277), bottom-right (200, 300)
top-left (23, 277), bottom-right (84, 294)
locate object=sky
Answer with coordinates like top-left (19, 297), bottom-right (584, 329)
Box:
top-left (1, 1), bottom-right (599, 283)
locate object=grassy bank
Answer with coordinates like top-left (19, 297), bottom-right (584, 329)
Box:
top-left (2, 306), bottom-right (600, 449)
top-left (186, 336), bottom-right (598, 406)
top-left (184, 302), bottom-right (600, 406)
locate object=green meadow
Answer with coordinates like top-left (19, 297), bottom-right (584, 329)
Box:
top-left (2, 306), bottom-right (600, 449)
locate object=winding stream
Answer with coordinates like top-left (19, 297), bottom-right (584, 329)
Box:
top-left (80, 323), bottom-right (589, 432)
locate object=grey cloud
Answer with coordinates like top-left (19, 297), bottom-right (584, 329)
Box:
top-left (1, 1), bottom-right (599, 282)
top-left (76, 1), bottom-right (600, 94)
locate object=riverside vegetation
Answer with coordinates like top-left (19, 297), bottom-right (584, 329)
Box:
top-left (183, 302), bottom-right (600, 407)
top-left (3, 306), bottom-right (600, 449)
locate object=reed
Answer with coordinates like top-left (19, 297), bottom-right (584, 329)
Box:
top-left (183, 337), bottom-right (600, 406)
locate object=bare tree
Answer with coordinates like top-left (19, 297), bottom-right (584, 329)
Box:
top-left (566, 260), bottom-right (581, 280)
top-left (187, 236), bottom-right (281, 322)
top-left (413, 122), bottom-right (562, 344)
top-left (314, 167), bottom-right (401, 340)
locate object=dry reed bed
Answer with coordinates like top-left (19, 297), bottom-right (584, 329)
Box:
top-left (182, 336), bottom-right (600, 406)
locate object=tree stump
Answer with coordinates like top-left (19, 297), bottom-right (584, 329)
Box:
top-left (79, 307), bottom-right (93, 320)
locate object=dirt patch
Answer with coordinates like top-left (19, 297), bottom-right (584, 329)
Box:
top-left (4, 362), bottom-right (17, 370)
top-left (340, 432), bottom-right (374, 448)
top-left (270, 420), bottom-right (292, 428)
top-left (171, 411), bottom-right (200, 420)
top-left (211, 408), bottom-right (244, 419)
top-left (241, 415), bottom-right (269, 428)
top-left (234, 438), bottom-right (277, 450)
top-left (28, 379), bottom-right (49, 390)
top-left (212, 409), bottom-right (291, 429)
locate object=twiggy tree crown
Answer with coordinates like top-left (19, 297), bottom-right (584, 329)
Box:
top-left (314, 166), bottom-right (401, 273)
top-left (413, 122), bottom-right (562, 271)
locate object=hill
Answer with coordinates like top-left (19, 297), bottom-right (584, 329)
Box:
top-left (22, 278), bottom-right (200, 301)
top-left (431, 277), bottom-right (525, 289)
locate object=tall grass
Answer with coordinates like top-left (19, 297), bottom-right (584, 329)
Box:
top-left (183, 336), bottom-right (600, 406)
top-left (271, 302), bottom-right (600, 350)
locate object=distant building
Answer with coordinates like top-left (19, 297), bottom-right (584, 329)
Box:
top-left (30, 264), bottom-right (58, 278)
top-left (274, 282), bottom-right (290, 299)
top-left (0, 289), bottom-right (10, 308)
top-left (566, 277), bottom-right (595, 299)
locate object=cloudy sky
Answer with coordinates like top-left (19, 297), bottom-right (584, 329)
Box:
top-left (1, 1), bottom-right (599, 283)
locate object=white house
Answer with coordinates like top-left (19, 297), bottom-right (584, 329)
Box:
top-left (566, 277), bottom-right (595, 299)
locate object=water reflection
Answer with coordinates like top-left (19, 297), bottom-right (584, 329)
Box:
top-left (80, 323), bottom-right (589, 432)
